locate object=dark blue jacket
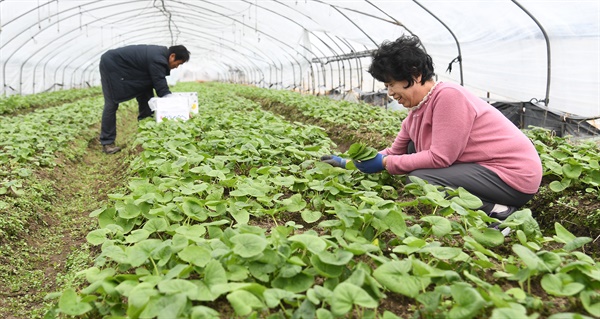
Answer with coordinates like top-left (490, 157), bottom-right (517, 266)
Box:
top-left (99, 45), bottom-right (171, 103)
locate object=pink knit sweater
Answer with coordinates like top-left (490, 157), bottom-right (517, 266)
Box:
top-left (381, 82), bottom-right (542, 194)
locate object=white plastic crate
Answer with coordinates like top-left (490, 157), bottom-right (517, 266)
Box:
top-left (172, 92), bottom-right (199, 114)
top-left (149, 96), bottom-right (190, 123)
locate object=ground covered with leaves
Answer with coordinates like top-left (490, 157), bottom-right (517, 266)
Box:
top-left (1, 83), bottom-right (598, 319)
top-left (0, 101), bottom-right (139, 318)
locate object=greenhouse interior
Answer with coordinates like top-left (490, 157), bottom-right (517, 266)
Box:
top-left (1, 1), bottom-right (599, 318)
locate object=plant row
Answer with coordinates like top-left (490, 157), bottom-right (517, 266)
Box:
top-left (0, 87), bottom-right (102, 115)
top-left (527, 128), bottom-right (600, 196)
top-left (229, 82), bottom-right (600, 238)
top-left (47, 83), bottom-right (599, 319)
top-left (0, 93), bottom-right (104, 237)
top-left (227, 82), bottom-right (405, 148)
top-left (228, 82), bottom-right (600, 199)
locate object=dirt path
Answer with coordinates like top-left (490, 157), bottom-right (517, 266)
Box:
top-left (0, 104), bottom-right (139, 318)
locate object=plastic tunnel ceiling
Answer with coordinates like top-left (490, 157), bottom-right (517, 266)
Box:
top-left (1, 0), bottom-right (599, 118)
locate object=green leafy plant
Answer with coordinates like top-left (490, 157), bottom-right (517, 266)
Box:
top-left (41, 83), bottom-right (599, 319)
top-left (345, 143), bottom-right (379, 161)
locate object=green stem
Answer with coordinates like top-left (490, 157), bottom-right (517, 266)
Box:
top-left (150, 257), bottom-right (160, 276)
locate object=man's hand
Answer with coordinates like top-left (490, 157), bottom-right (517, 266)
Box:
top-left (354, 153), bottom-right (385, 173)
top-left (320, 155), bottom-right (347, 168)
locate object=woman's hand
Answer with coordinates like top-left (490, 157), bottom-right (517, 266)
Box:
top-left (320, 155), bottom-right (347, 168)
top-left (354, 153), bottom-right (386, 173)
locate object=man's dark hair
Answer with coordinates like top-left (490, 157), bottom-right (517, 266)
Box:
top-left (169, 45), bottom-right (190, 62)
top-left (368, 35), bottom-right (435, 88)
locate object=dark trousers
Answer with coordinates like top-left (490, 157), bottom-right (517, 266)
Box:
top-left (405, 142), bottom-right (534, 213)
top-left (99, 77), bottom-right (154, 145)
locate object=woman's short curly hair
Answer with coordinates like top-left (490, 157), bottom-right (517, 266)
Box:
top-left (368, 35), bottom-right (435, 88)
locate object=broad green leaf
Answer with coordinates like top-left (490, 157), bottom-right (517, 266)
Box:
top-left (89, 207), bottom-right (105, 217)
top-left (404, 236), bottom-right (427, 248)
top-left (195, 281), bottom-right (219, 301)
top-left (346, 143), bottom-right (379, 161)
top-left (316, 308), bottom-right (334, 319)
top-left (541, 273), bottom-right (585, 296)
top-left (469, 227), bottom-right (505, 247)
top-left (139, 294), bottom-right (187, 319)
top-left (230, 207), bottom-right (250, 224)
top-left (316, 249), bottom-right (354, 266)
top-left (490, 303), bottom-right (529, 319)
top-left (421, 216), bottom-right (452, 237)
top-left (272, 272), bottom-right (314, 293)
top-left (330, 283), bottom-right (378, 317)
top-left (82, 267), bottom-right (115, 283)
top-left (182, 197), bottom-right (208, 221)
top-left (158, 279), bottom-right (198, 299)
top-left (58, 288), bottom-right (92, 316)
top-left (263, 288), bottom-right (299, 308)
top-left (171, 234), bottom-right (189, 252)
top-left (86, 229), bottom-right (110, 246)
top-left (545, 160), bottom-right (563, 175)
top-left (102, 245), bottom-right (129, 264)
top-left (451, 187), bottom-right (483, 209)
top-left (382, 311), bottom-right (402, 319)
top-left (118, 203), bottom-right (141, 219)
top-left (550, 150), bottom-right (569, 160)
top-left (554, 223), bottom-right (577, 243)
top-left (311, 255), bottom-right (344, 278)
top-left (448, 283), bottom-right (485, 319)
top-left (190, 305), bottom-right (220, 319)
top-left (176, 224), bottom-right (206, 241)
top-left (125, 229), bottom-right (150, 243)
top-left (554, 223), bottom-right (593, 251)
top-left (127, 283), bottom-right (159, 317)
top-left (126, 245), bottom-right (150, 267)
top-left (289, 233), bottom-right (327, 254)
top-left (382, 210), bottom-right (407, 237)
top-left (506, 288), bottom-right (527, 301)
top-left (537, 251), bottom-right (562, 272)
top-left (564, 237), bottom-right (593, 252)
top-left (204, 259), bottom-right (228, 288)
top-left (282, 193), bottom-right (307, 212)
top-left (419, 246), bottom-right (462, 260)
top-left (301, 210), bottom-right (322, 223)
top-left (178, 245), bottom-right (212, 267)
top-left (423, 191), bottom-right (451, 207)
top-left (227, 290), bottom-right (266, 316)
top-left (331, 201), bottom-right (359, 227)
top-left (549, 179), bottom-right (571, 192)
top-left (230, 233), bottom-right (268, 258)
top-left (143, 217), bottom-right (169, 233)
top-left (294, 298), bottom-right (317, 319)
top-left (562, 163), bottom-right (583, 179)
top-left (164, 264), bottom-right (190, 280)
top-left (512, 244), bottom-right (540, 270)
top-left (580, 290), bottom-right (600, 317)
top-left (373, 260), bottom-right (422, 298)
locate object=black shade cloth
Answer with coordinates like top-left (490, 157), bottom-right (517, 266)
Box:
top-left (492, 101), bottom-right (600, 137)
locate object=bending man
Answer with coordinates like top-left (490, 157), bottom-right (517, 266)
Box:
top-left (99, 44), bottom-right (190, 154)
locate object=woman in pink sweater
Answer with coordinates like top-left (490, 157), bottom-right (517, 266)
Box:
top-left (322, 35), bottom-right (542, 219)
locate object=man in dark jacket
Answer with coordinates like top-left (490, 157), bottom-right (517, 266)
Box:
top-left (99, 44), bottom-right (190, 154)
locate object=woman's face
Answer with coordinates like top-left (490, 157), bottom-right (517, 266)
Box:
top-left (385, 80), bottom-right (418, 108)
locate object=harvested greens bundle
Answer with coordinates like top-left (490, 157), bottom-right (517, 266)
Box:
top-left (346, 143), bottom-right (379, 161)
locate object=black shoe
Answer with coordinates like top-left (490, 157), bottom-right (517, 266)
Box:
top-left (488, 206), bottom-right (517, 221)
top-left (102, 144), bottom-right (121, 154)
